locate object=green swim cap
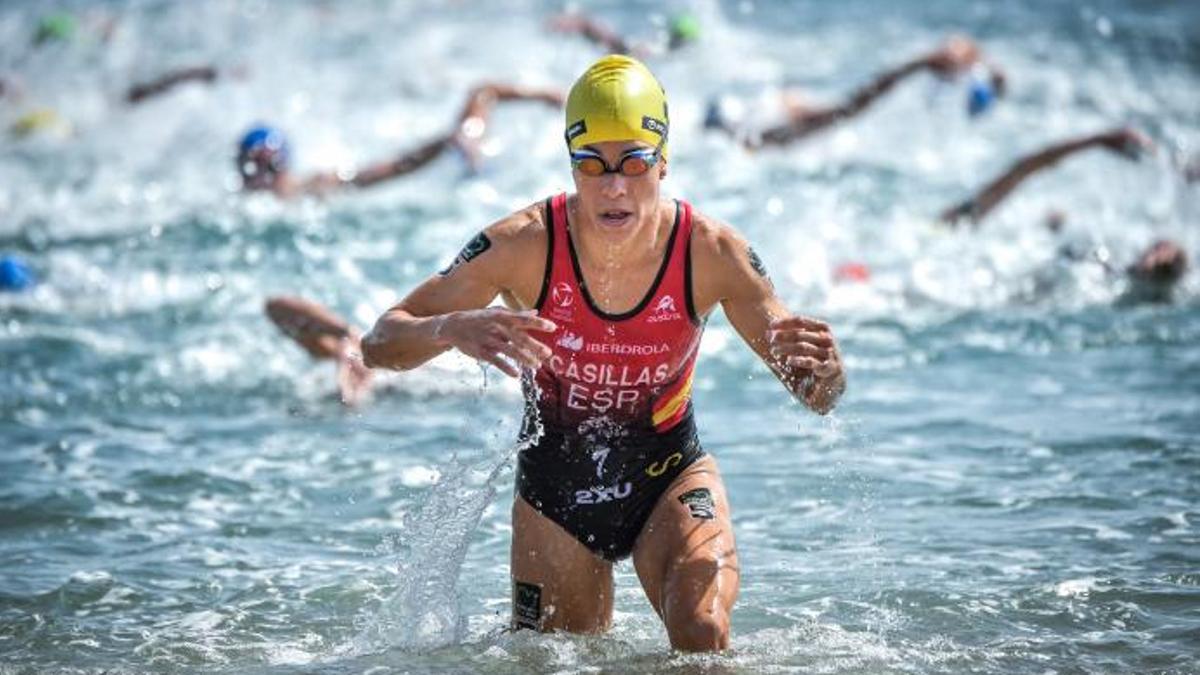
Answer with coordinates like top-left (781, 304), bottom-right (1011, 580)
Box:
top-left (565, 55), bottom-right (669, 159)
top-left (34, 13), bottom-right (75, 45)
top-left (668, 13), bottom-right (701, 49)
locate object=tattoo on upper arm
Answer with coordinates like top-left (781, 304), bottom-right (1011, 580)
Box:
top-left (747, 246), bottom-right (771, 281)
top-left (438, 231), bottom-right (492, 276)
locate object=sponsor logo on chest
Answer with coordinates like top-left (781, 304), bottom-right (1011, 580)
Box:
top-left (556, 331), bottom-right (584, 352)
top-left (647, 294), bottom-right (683, 323)
top-left (548, 281), bottom-right (576, 323)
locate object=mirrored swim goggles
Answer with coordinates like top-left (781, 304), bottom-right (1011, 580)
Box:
top-left (570, 136), bottom-right (664, 177)
top-left (238, 147), bottom-right (287, 179)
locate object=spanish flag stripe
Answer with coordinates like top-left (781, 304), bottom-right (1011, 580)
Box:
top-left (655, 401), bottom-right (690, 432)
top-left (652, 371), bottom-right (694, 427)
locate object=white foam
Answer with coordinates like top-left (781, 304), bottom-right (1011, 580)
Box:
top-left (1054, 577), bottom-right (1099, 598)
top-left (397, 465), bottom-right (440, 487)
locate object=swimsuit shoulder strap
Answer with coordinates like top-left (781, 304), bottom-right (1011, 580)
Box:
top-left (535, 193), bottom-right (572, 311)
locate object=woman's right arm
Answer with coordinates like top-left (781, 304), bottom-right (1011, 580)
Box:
top-left (361, 213), bottom-right (556, 376)
top-left (363, 306), bottom-right (555, 376)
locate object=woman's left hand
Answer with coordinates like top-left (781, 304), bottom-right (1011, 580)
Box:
top-left (768, 316), bottom-right (846, 414)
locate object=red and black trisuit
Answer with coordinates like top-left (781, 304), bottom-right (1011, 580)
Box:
top-left (517, 193), bottom-right (707, 561)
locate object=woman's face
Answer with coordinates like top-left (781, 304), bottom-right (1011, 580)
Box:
top-left (571, 140), bottom-right (666, 242)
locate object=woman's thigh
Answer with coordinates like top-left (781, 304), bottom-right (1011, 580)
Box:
top-left (510, 496), bottom-right (614, 633)
top-left (631, 456), bottom-right (739, 635)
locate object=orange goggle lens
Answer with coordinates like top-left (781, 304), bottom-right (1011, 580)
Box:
top-left (570, 149), bottom-right (658, 177)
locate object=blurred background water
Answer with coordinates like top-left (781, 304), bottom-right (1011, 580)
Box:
top-left (1, 0), bottom-right (1198, 673)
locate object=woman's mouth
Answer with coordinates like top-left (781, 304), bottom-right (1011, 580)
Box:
top-left (599, 209), bottom-right (633, 226)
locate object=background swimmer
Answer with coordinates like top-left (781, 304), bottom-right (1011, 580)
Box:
top-left (264, 296), bottom-right (374, 406)
top-left (940, 127), bottom-right (1187, 302)
top-left (0, 254), bottom-right (36, 292)
top-left (236, 82), bottom-right (563, 197)
top-left (705, 35), bottom-right (1005, 148)
top-left (126, 65), bottom-right (222, 104)
top-left (547, 11), bottom-right (701, 58)
top-left (940, 127), bottom-right (1154, 226)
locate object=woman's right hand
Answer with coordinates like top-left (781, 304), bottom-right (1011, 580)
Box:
top-left (439, 309), bottom-right (557, 377)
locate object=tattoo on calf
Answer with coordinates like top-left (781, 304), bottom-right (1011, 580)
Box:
top-left (513, 581), bottom-right (542, 630)
top-left (439, 231), bottom-right (492, 276)
top-left (747, 246), bottom-right (770, 280)
top-left (678, 487), bottom-right (716, 520)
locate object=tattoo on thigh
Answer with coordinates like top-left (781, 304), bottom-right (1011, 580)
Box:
top-left (513, 581), bottom-right (542, 630)
top-left (678, 487), bottom-right (716, 520)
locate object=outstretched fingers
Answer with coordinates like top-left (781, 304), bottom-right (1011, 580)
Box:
top-left (468, 311), bottom-right (558, 378)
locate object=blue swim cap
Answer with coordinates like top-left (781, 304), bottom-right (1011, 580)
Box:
top-left (967, 77), bottom-right (995, 117)
top-left (237, 124), bottom-right (290, 167)
top-left (0, 255), bottom-right (36, 292)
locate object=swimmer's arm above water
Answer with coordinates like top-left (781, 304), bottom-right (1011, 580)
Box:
top-left (461, 83), bottom-right (566, 110)
top-left (290, 135), bottom-right (456, 195)
top-left (362, 206), bottom-right (555, 375)
top-left (348, 135), bottom-right (455, 188)
top-left (760, 35), bottom-right (1000, 147)
top-left (126, 65), bottom-right (218, 104)
top-left (453, 83), bottom-right (565, 172)
top-left (546, 13), bottom-right (633, 55)
top-left (293, 81), bottom-right (567, 194)
top-left (690, 214), bottom-right (845, 414)
top-left (939, 127), bottom-right (1153, 226)
top-left (264, 295), bottom-right (356, 359)
top-left (760, 56), bottom-right (927, 147)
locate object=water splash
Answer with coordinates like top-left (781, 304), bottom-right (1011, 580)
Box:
top-left (350, 452), bottom-right (505, 652)
top-left (347, 372), bottom-right (544, 656)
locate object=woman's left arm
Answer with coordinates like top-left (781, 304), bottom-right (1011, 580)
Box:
top-left (693, 217), bottom-right (846, 414)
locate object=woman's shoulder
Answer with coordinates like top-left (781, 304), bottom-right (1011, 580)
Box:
top-left (483, 198), bottom-right (552, 249)
top-left (682, 202), bottom-right (750, 260)
top-left (682, 202), bottom-right (774, 310)
top-left (441, 198), bottom-right (553, 292)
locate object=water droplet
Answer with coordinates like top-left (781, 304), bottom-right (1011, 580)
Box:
top-left (586, 534), bottom-right (595, 543)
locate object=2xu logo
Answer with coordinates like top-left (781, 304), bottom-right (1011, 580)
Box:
top-left (575, 482), bottom-right (632, 505)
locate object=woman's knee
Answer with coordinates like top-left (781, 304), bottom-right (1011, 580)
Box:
top-left (661, 556), bottom-right (737, 651)
top-left (665, 605), bottom-right (730, 652)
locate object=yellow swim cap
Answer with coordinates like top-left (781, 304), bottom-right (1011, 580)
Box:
top-left (565, 55), bottom-right (669, 159)
top-left (10, 109), bottom-right (68, 138)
